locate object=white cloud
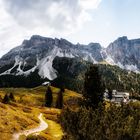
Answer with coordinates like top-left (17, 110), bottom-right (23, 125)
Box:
top-left (0, 0), bottom-right (101, 57)
top-left (80, 0), bottom-right (102, 9)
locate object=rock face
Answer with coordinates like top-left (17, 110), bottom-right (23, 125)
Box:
top-left (106, 36), bottom-right (140, 71)
top-left (0, 35), bottom-right (140, 82)
top-left (0, 35), bottom-right (104, 80)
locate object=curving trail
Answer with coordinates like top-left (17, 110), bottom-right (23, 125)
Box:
top-left (12, 113), bottom-right (48, 140)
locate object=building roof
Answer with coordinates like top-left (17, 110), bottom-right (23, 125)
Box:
top-left (114, 92), bottom-right (129, 96)
top-left (114, 95), bottom-right (124, 98)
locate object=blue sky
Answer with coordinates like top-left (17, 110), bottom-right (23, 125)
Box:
top-left (0, 0), bottom-right (140, 57)
top-left (67, 0), bottom-right (140, 46)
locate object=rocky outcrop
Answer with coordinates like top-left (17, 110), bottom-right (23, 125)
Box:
top-left (106, 36), bottom-right (140, 71)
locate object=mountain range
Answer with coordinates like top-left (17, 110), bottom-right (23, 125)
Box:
top-left (0, 35), bottom-right (140, 93)
top-left (0, 35), bottom-right (140, 80)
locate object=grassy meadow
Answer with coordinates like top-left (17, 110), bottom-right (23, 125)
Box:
top-left (0, 86), bottom-right (82, 140)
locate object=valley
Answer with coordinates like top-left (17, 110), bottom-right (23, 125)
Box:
top-left (1, 0), bottom-right (140, 139)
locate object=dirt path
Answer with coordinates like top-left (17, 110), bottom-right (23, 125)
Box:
top-left (12, 113), bottom-right (48, 140)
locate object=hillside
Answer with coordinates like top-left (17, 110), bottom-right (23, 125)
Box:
top-left (0, 86), bottom-right (81, 140)
top-left (52, 57), bottom-right (140, 95)
top-left (0, 57), bottom-right (140, 96)
top-left (0, 102), bottom-right (39, 140)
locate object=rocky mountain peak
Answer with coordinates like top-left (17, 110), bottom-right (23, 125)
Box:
top-left (117, 36), bottom-right (128, 42)
top-left (0, 35), bottom-right (139, 81)
top-left (106, 36), bottom-right (140, 71)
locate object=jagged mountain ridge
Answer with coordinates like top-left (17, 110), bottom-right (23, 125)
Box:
top-left (0, 35), bottom-right (140, 81)
top-left (0, 35), bottom-right (103, 80)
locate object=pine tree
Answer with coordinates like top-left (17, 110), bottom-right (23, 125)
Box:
top-left (45, 86), bottom-right (53, 107)
top-left (83, 65), bottom-right (105, 108)
top-left (56, 88), bottom-right (64, 109)
top-left (3, 93), bottom-right (10, 104)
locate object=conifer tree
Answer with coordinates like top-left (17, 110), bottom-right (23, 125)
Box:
top-left (45, 86), bottom-right (53, 107)
top-left (83, 65), bottom-right (105, 108)
top-left (56, 88), bottom-right (64, 109)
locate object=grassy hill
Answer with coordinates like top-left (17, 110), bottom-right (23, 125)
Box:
top-left (0, 102), bottom-right (39, 140)
top-left (0, 86), bottom-right (82, 106)
top-left (0, 86), bottom-right (82, 140)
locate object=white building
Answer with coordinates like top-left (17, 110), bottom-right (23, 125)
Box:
top-left (42, 81), bottom-right (50, 86)
top-left (112, 90), bottom-right (129, 103)
top-left (104, 89), bottom-right (130, 103)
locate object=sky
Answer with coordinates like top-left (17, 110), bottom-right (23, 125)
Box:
top-left (0, 0), bottom-right (140, 57)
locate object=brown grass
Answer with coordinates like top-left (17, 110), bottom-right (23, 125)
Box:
top-left (0, 86), bottom-right (81, 140)
top-left (0, 102), bottom-right (40, 140)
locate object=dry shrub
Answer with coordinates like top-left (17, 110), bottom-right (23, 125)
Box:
top-left (23, 107), bottom-right (32, 113)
